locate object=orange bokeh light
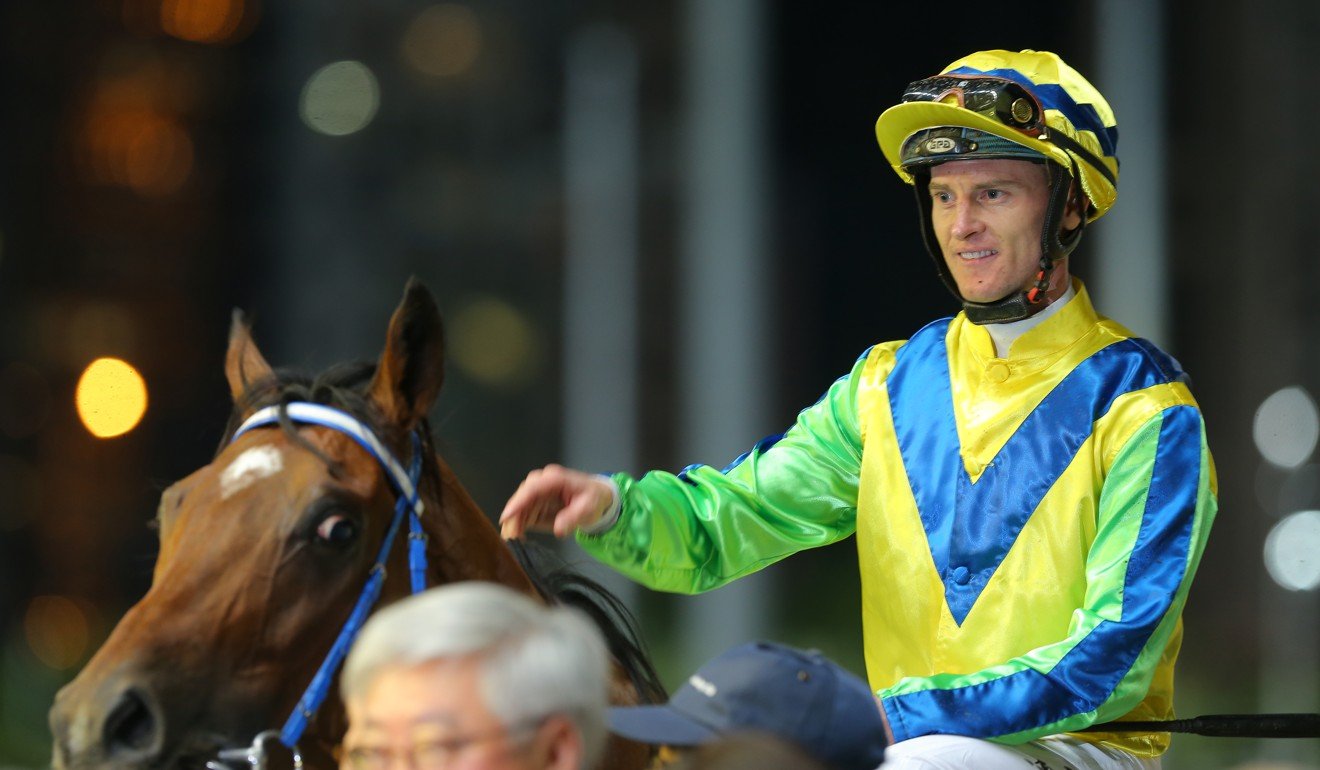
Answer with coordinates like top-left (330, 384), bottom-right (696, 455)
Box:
top-left (160, 0), bottom-right (252, 45)
top-left (76, 76), bottom-right (196, 197)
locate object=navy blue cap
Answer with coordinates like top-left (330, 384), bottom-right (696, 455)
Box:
top-left (608, 641), bottom-right (886, 770)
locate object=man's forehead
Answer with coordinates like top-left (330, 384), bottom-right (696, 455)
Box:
top-left (355, 658), bottom-right (488, 722)
top-left (929, 157), bottom-right (1048, 184)
top-left (358, 710), bottom-right (463, 733)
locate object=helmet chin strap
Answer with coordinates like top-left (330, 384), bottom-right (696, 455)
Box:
top-left (913, 161), bottom-right (1086, 325)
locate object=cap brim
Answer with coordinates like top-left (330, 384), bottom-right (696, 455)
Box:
top-left (874, 101), bottom-right (1061, 173)
top-left (607, 705), bottom-right (721, 747)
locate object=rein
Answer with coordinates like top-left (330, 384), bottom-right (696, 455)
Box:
top-left (215, 402), bottom-right (430, 767)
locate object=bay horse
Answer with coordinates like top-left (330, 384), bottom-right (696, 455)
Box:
top-left (49, 279), bottom-right (664, 769)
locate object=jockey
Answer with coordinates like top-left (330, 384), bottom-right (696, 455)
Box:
top-left (877, 49), bottom-right (1118, 324)
top-left (502, 49), bottom-right (1216, 770)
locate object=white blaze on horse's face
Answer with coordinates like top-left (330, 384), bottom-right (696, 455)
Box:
top-left (220, 445), bottom-right (285, 500)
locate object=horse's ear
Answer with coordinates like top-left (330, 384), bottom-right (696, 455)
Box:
top-left (368, 278), bottom-right (444, 431)
top-left (225, 310), bottom-right (274, 405)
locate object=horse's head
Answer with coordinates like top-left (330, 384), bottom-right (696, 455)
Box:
top-left (49, 280), bottom-right (479, 769)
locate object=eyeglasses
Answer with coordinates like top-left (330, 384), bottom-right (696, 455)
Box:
top-left (902, 75), bottom-right (1045, 135)
top-left (342, 720), bottom-right (542, 770)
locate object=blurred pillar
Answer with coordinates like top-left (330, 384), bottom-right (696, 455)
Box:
top-left (1093, 0), bottom-right (1169, 347)
top-left (561, 25), bottom-right (641, 605)
top-left (1168, 1), bottom-right (1320, 766)
top-left (676, 0), bottom-right (772, 670)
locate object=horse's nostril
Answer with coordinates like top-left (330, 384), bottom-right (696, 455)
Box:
top-left (103, 687), bottom-right (159, 756)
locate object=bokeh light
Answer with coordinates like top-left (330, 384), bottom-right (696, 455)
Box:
top-left (1253, 386), bottom-right (1320, 469)
top-left (25, 596), bottom-right (91, 670)
top-left (1264, 510), bottom-right (1320, 591)
top-left (75, 357), bottom-right (149, 438)
top-left (1278, 463), bottom-right (1320, 513)
top-left (450, 297), bottom-right (538, 387)
top-left (401, 4), bottom-right (483, 78)
top-left (123, 114), bottom-right (194, 195)
top-left (300, 61), bottom-right (380, 136)
top-left (160, 0), bottom-right (253, 45)
top-left (77, 86), bottom-right (195, 197)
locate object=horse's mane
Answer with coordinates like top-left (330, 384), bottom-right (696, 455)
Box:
top-left (510, 540), bottom-right (668, 705)
top-left (221, 360), bottom-right (667, 707)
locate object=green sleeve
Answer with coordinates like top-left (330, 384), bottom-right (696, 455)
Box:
top-left (575, 350), bottom-right (874, 594)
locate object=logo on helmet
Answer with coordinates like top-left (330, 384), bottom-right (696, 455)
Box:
top-left (924, 137), bottom-right (956, 154)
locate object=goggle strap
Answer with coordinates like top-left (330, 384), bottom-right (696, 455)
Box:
top-left (1041, 128), bottom-right (1117, 188)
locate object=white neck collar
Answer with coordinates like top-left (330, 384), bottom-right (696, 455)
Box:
top-left (984, 283), bottom-right (1076, 358)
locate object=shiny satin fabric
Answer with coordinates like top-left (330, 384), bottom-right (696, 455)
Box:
top-left (885, 319), bottom-right (1189, 625)
top-left (578, 281), bottom-right (1217, 758)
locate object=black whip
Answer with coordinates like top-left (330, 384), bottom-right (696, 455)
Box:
top-left (1080, 713), bottom-right (1320, 738)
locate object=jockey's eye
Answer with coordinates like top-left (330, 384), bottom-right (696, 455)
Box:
top-left (315, 512), bottom-right (360, 547)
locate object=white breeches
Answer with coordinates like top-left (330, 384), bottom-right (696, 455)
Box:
top-left (879, 735), bottom-right (1161, 770)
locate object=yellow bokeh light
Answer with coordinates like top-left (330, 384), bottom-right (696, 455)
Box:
top-left (25, 596), bottom-right (91, 670)
top-left (76, 357), bottom-right (149, 438)
top-left (450, 297), bottom-right (538, 387)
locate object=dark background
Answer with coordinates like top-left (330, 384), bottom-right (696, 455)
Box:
top-left (1, 2), bottom-right (1317, 767)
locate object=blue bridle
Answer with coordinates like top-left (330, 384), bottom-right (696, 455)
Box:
top-left (228, 401), bottom-right (430, 755)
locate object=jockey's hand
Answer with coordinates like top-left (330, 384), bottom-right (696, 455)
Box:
top-left (499, 464), bottom-right (615, 540)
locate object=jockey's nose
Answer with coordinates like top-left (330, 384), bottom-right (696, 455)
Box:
top-left (949, 198), bottom-right (985, 242)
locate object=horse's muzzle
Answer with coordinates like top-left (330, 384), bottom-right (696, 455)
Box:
top-left (50, 680), bottom-right (166, 768)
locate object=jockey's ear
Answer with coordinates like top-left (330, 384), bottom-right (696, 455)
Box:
top-left (225, 310), bottom-right (274, 406)
top-left (368, 277), bottom-right (445, 432)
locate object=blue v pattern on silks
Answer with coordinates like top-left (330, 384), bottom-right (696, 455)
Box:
top-left (887, 319), bottom-right (1186, 625)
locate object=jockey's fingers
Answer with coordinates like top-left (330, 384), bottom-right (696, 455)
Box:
top-left (499, 464), bottom-right (604, 539)
top-left (500, 466), bottom-right (559, 524)
top-left (500, 493), bottom-right (548, 538)
top-left (527, 496), bottom-right (565, 531)
top-left (551, 482), bottom-right (610, 538)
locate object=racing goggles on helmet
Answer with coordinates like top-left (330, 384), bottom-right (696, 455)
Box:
top-left (902, 75), bottom-right (1045, 135)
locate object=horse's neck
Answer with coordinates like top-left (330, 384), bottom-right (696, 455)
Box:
top-left (421, 455), bottom-right (537, 594)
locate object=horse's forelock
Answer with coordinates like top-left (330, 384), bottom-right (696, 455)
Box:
top-left (223, 361), bottom-right (375, 436)
top-left (215, 361), bottom-right (446, 522)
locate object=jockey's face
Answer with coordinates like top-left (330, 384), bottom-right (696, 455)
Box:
top-left (928, 158), bottom-right (1080, 305)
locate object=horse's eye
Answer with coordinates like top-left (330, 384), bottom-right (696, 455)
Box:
top-left (315, 514), bottom-right (360, 546)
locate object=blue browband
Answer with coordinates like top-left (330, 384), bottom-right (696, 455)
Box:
top-left (230, 402), bottom-right (430, 752)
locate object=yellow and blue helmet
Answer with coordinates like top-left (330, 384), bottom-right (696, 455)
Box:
top-left (874, 50), bottom-right (1119, 323)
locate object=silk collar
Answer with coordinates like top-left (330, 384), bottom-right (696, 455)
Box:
top-left (958, 279), bottom-right (1104, 365)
